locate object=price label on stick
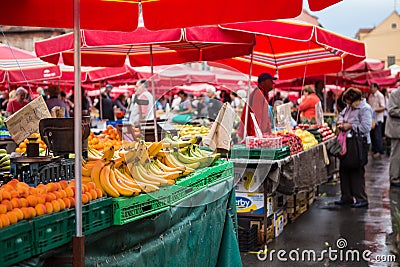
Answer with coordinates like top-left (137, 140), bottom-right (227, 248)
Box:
top-left (5, 96), bottom-right (51, 144)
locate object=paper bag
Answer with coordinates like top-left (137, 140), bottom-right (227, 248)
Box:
top-left (203, 102), bottom-right (235, 153)
top-left (5, 96), bottom-right (51, 144)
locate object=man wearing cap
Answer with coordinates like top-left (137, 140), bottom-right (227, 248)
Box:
top-left (238, 73), bottom-right (275, 138)
top-left (95, 84), bottom-right (115, 121)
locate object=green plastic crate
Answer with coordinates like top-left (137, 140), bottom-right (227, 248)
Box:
top-left (0, 220), bottom-right (34, 266)
top-left (82, 197), bottom-right (113, 235)
top-left (229, 145), bottom-right (290, 160)
top-left (206, 160), bottom-right (234, 187)
top-left (32, 209), bottom-right (75, 255)
top-left (170, 171), bottom-right (208, 206)
top-left (112, 188), bottom-right (171, 225)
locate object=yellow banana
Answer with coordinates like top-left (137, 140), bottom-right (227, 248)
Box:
top-left (148, 142), bottom-right (163, 157)
top-left (82, 166), bottom-right (92, 177)
top-left (102, 146), bottom-right (115, 161)
top-left (115, 168), bottom-right (158, 193)
top-left (146, 162), bottom-right (183, 180)
top-left (113, 157), bottom-right (125, 169)
top-left (174, 151), bottom-right (201, 164)
top-left (136, 163), bottom-right (174, 186)
top-left (154, 159), bottom-right (187, 172)
top-left (90, 159), bottom-right (106, 194)
top-left (82, 176), bottom-right (92, 183)
top-left (163, 152), bottom-right (185, 168)
top-left (109, 169), bottom-right (139, 196)
top-left (127, 163), bottom-right (161, 186)
top-left (99, 164), bottom-right (120, 198)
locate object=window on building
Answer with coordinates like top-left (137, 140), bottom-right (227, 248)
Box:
top-left (388, 56), bottom-right (395, 67)
top-left (392, 23), bottom-right (397, 29)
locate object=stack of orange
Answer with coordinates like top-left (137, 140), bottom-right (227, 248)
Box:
top-left (0, 179), bottom-right (103, 229)
top-left (15, 133), bottom-right (47, 154)
top-left (88, 125), bottom-right (122, 151)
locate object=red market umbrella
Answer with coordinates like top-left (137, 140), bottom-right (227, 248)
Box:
top-left (0, 0), bottom-right (340, 32)
top-left (35, 26), bottom-right (255, 68)
top-left (214, 19), bottom-right (366, 80)
top-left (345, 58), bottom-right (385, 72)
top-left (0, 44), bottom-right (61, 85)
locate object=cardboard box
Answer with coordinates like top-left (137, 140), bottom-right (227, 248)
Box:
top-left (234, 165), bottom-right (270, 192)
top-left (236, 192), bottom-right (273, 216)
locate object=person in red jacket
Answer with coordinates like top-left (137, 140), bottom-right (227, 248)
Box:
top-left (298, 85), bottom-right (321, 122)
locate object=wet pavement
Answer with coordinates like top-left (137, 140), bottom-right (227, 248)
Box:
top-left (241, 154), bottom-right (399, 266)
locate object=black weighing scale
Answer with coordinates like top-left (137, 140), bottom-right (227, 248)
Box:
top-left (10, 117), bottom-right (90, 186)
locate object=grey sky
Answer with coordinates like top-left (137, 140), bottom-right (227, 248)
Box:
top-left (304, 0), bottom-right (399, 38)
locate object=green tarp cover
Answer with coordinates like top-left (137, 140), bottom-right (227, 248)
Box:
top-left (20, 178), bottom-right (241, 267)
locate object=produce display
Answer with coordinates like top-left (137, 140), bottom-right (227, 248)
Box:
top-left (176, 125), bottom-right (210, 138)
top-left (317, 126), bottom-right (335, 142)
top-left (88, 125), bottom-right (125, 151)
top-left (246, 135), bottom-right (282, 149)
top-left (83, 133), bottom-right (219, 198)
top-left (0, 149), bottom-right (10, 172)
top-left (294, 129), bottom-right (319, 150)
top-left (277, 131), bottom-right (304, 155)
top-left (15, 133), bottom-right (47, 154)
top-left (0, 179), bottom-right (101, 229)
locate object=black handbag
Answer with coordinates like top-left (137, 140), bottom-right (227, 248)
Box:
top-left (340, 130), bottom-right (369, 169)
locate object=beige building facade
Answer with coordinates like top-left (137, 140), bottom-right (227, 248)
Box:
top-left (356, 11), bottom-right (400, 67)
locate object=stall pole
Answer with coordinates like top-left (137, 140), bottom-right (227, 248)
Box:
top-left (150, 44), bottom-right (159, 142)
top-left (73, 0), bottom-right (84, 265)
top-left (323, 74), bottom-right (327, 112)
top-left (243, 49), bottom-right (254, 139)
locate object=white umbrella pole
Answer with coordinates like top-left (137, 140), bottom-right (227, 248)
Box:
top-left (323, 74), bottom-right (327, 112)
top-left (243, 50), bottom-right (254, 139)
top-left (73, 0), bottom-right (84, 265)
top-left (150, 44), bottom-right (158, 142)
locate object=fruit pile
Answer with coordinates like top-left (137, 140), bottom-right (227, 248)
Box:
top-left (277, 131), bottom-right (304, 155)
top-left (88, 125), bottom-right (123, 151)
top-left (0, 179), bottom-right (102, 229)
top-left (15, 133), bottom-right (47, 154)
top-left (318, 126), bottom-right (335, 142)
top-left (83, 133), bottom-right (219, 198)
top-left (246, 135), bottom-right (282, 149)
top-left (176, 125), bottom-right (210, 139)
top-left (294, 129), bottom-right (318, 150)
top-left (0, 149), bottom-right (10, 172)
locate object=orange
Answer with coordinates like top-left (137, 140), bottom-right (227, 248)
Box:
top-left (45, 192), bottom-right (57, 202)
top-left (19, 198), bottom-right (29, 208)
top-left (53, 191), bottom-right (62, 199)
top-left (57, 199), bottom-right (66, 211)
top-left (0, 204), bottom-right (7, 214)
top-left (36, 184), bottom-right (48, 194)
top-left (10, 190), bottom-right (20, 199)
top-left (45, 202), bottom-right (53, 214)
top-left (86, 182), bottom-right (96, 190)
top-left (36, 194), bottom-right (46, 204)
top-left (26, 195), bottom-right (38, 207)
top-left (12, 208), bottom-right (24, 221)
top-left (62, 198), bottom-right (71, 209)
top-left (54, 183), bottom-right (62, 191)
top-left (28, 207), bottom-right (37, 218)
top-left (18, 188), bottom-right (30, 198)
top-left (10, 198), bottom-right (21, 209)
top-left (85, 192), bottom-right (93, 202)
top-left (81, 194), bottom-right (89, 204)
top-left (7, 179), bottom-right (19, 188)
top-left (0, 213), bottom-right (10, 227)
top-left (88, 189), bottom-right (97, 200)
top-left (7, 211), bottom-right (18, 224)
top-left (51, 200), bottom-right (61, 213)
top-left (64, 187), bottom-right (75, 197)
top-left (16, 181), bottom-right (29, 189)
top-left (1, 190), bottom-right (11, 200)
top-left (58, 190), bottom-right (67, 199)
top-left (20, 207), bottom-right (31, 219)
top-left (82, 184), bottom-right (88, 194)
top-left (59, 180), bottom-right (69, 189)
top-left (95, 188), bottom-right (103, 199)
top-left (35, 204), bottom-right (46, 216)
top-left (46, 183), bottom-right (56, 192)
top-left (2, 200), bottom-right (13, 211)
top-left (68, 197), bottom-right (76, 208)
top-left (28, 187), bottom-right (38, 195)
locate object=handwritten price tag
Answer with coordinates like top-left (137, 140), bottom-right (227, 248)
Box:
top-left (5, 96), bottom-right (51, 144)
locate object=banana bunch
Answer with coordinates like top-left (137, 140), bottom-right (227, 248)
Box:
top-left (162, 132), bottom-right (199, 148)
top-left (157, 144), bottom-right (220, 170)
top-left (178, 125), bottom-right (210, 139)
top-left (0, 149), bottom-right (10, 172)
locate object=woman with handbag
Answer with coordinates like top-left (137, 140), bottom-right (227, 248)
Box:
top-left (335, 88), bottom-right (372, 208)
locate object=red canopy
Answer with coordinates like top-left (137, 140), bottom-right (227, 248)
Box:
top-left (0, 44), bottom-right (61, 85)
top-left (214, 19), bottom-right (366, 80)
top-left (35, 26), bottom-right (255, 68)
top-left (345, 58), bottom-right (385, 72)
top-left (0, 1), bottom-right (340, 32)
